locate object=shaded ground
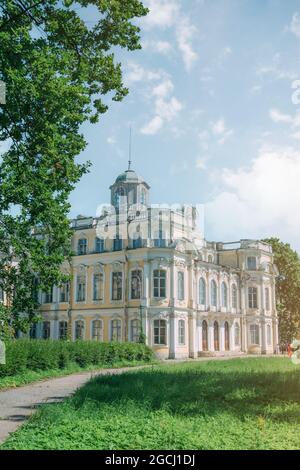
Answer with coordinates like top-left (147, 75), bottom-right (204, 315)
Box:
top-left (1, 357), bottom-right (299, 450)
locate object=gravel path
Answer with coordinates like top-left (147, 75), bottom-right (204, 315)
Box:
top-left (0, 366), bottom-right (147, 444)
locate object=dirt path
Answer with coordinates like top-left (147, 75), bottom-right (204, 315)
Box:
top-left (0, 365), bottom-right (148, 444)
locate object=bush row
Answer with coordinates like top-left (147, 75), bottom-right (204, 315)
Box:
top-left (0, 340), bottom-right (154, 377)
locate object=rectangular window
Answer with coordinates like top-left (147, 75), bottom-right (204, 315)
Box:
top-left (113, 237), bottom-right (123, 251)
top-left (178, 319), bottom-right (185, 345)
top-left (29, 323), bottom-right (37, 339)
top-left (112, 272), bottom-right (123, 301)
top-left (131, 319), bottom-right (140, 343)
top-left (153, 270), bottom-right (166, 298)
top-left (42, 321), bottom-right (51, 339)
top-left (92, 320), bottom-right (103, 341)
top-left (248, 287), bottom-right (258, 309)
top-left (111, 319), bottom-right (121, 341)
top-left (95, 237), bottom-right (104, 253)
top-left (93, 273), bottom-right (104, 301)
top-left (44, 290), bottom-right (53, 304)
top-left (250, 324), bottom-right (259, 345)
top-left (265, 287), bottom-right (270, 310)
top-left (153, 319), bottom-right (167, 345)
top-left (75, 320), bottom-right (84, 340)
top-left (60, 282), bottom-right (70, 303)
top-left (76, 275), bottom-right (86, 302)
top-left (247, 257), bottom-right (257, 270)
top-left (59, 321), bottom-right (68, 340)
top-left (78, 238), bottom-right (87, 255)
top-left (131, 270), bottom-right (142, 300)
top-left (178, 272), bottom-right (185, 300)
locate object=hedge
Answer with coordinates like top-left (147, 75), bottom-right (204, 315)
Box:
top-left (0, 340), bottom-right (154, 377)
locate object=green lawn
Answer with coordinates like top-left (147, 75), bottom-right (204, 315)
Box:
top-left (1, 357), bottom-right (300, 450)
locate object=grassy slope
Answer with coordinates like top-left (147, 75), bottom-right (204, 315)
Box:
top-left (1, 357), bottom-right (300, 450)
top-left (0, 360), bottom-right (155, 391)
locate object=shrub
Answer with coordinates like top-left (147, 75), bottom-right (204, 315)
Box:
top-left (0, 339), bottom-right (154, 377)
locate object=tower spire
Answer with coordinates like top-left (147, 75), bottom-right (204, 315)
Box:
top-left (128, 125), bottom-right (132, 171)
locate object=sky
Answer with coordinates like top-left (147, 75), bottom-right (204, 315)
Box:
top-left (11, 0), bottom-right (300, 250)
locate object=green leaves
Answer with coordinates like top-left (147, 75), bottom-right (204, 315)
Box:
top-left (0, 0), bottom-right (147, 336)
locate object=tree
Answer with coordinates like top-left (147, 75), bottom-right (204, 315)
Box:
top-left (0, 0), bottom-right (148, 338)
top-left (264, 238), bottom-right (300, 345)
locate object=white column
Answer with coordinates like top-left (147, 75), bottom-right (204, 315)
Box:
top-left (208, 321), bottom-right (214, 352)
top-left (230, 322), bottom-right (235, 351)
top-left (143, 262), bottom-right (150, 307)
top-left (188, 313), bottom-right (197, 358)
top-left (261, 321), bottom-right (266, 354)
top-left (169, 314), bottom-right (176, 359)
top-left (198, 319), bottom-right (203, 352)
top-left (220, 322), bottom-right (225, 351)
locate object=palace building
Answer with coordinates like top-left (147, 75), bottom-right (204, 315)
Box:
top-left (32, 164), bottom-right (279, 359)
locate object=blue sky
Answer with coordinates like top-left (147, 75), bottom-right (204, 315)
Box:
top-left (68, 1), bottom-right (300, 250)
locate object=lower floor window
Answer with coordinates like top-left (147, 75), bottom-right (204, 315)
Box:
top-left (42, 321), bottom-right (50, 339)
top-left (75, 320), bottom-right (84, 340)
top-left (92, 320), bottom-right (103, 341)
top-left (267, 324), bottom-right (272, 346)
top-left (178, 319), bottom-right (185, 345)
top-left (111, 319), bottom-right (122, 342)
top-left (153, 319), bottom-right (167, 345)
top-left (30, 323), bottom-right (37, 339)
top-left (250, 324), bottom-right (259, 345)
top-left (130, 319), bottom-right (140, 343)
top-left (59, 321), bottom-right (68, 340)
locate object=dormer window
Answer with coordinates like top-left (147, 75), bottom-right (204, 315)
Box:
top-left (247, 256), bottom-right (257, 270)
top-left (78, 238), bottom-right (87, 255)
top-left (95, 237), bottom-right (104, 253)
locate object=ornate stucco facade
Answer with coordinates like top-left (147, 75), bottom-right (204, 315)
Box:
top-left (33, 166), bottom-right (279, 359)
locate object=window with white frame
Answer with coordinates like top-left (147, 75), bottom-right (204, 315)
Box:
top-left (153, 269), bottom-right (166, 298)
top-left (247, 256), bottom-right (257, 270)
top-left (178, 319), bottom-right (185, 345)
top-left (60, 282), bottom-right (70, 303)
top-left (112, 272), bottom-right (123, 301)
top-left (265, 287), bottom-right (270, 310)
top-left (95, 237), bottom-right (104, 253)
top-left (111, 319), bottom-right (121, 341)
top-left (221, 282), bottom-right (228, 307)
top-left (131, 270), bottom-right (142, 299)
top-left (130, 319), bottom-right (140, 342)
top-left (78, 238), bottom-right (87, 255)
top-left (248, 287), bottom-right (258, 309)
top-left (210, 280), bottom-right (217, 306)
top-left (93, 273), bottom-right (104, 301)
top-left (267, 324), bottom-right (272, 346)
top-left (234, 322), bottom-right (240, 346)
top-left (44, 288), bottom-right (53, 304)
top-left (76, 275), bottom-right (86, 302)
top-left (199, 278), bottom-right (206, 305)
top-left (177, 272), bottom-right (185, 300)
top-left (153, 319), bottom-right (167, 345)
top-left (75, 320), bottom-right (84, 340)
top-left (249, 324), bottom-right (259, 345)
top-left (92, 319), bottom-right (103, 341)
top-left (59, 321), bottom-right (68, 340)
top-left (232, 284), bottom-right (237, 309)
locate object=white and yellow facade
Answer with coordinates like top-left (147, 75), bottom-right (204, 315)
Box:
top-left (33, 166), bottom-right (279, 359)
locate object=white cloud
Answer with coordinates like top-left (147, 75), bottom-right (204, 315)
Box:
top-left (107, 137), bottom-right (116, 145)
top-left (290, 12), bottom-right (300, 38)
top-left (124, 62), bottom-right (162, 86)
top-left (211, 118), bottom-right (234, 144)
top-left (195, 156), bottom-right (207, 170)
top-left (141, 0), bottom-right (198, 72)
top-left (269, 108), bottom-right (300, 138)
top-left (152, 79), bottom-right (174, 98)
top-left (143, 39), bottom-right (173, 55)
top-left (206, 145), bottom-right (300, 249)
top-left (269, 108), bottom-right (293, 124)
top-left (141, 116), bottom-right (164, 135)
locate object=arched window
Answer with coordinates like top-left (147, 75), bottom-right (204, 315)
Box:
top-left (92, 319), bottom-right (103, 341)
top-left (202, 320), bottom-right (208, 351)
top-left (112, 272), bottom-right (123, 301)
top-left (42, 321), bottom-right (51, 339)
top-left (78, 238), bottom-right (87, 255)
top-left (199, 278), bottom-right (206, 305)
top-left (153, 270), bottom-right (166, 298)
top-left (76, 275), bottom-right (86, 302)
top-left (95, 237), bottom-right (104, 253)
top-left (178, 319), bottom-right (185, 345)
top-left (234, 322), bottom-right (240, 346)
top-left (111, 319), bottom-right (122, 341)
top-left (221, 282), bottom-right (228, 308)
top-left (224, 321), bottom-right (230, 351)
top-left (153, 319), bottom-right (167, 345)
top-left (131, 319), bottom-right (140, 343)
top-left (250, 324), bottom-right (259, 345)
top-left (267, 324), bottom-right (272, 346)
top-left (75, 320), bottom-right (84, 340)
top-left (214, 321), bottom-right (219, 351)
top-left (93, 272), bottom-right (104, 301)
top-left (131, 270), bottom-right (142, 300)
top-left (177, 272), bottom-right (185, 300)
top-left (232, 284), bottom-right (237, 309)
top-left (210, 280), bottom-right (217, 306)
